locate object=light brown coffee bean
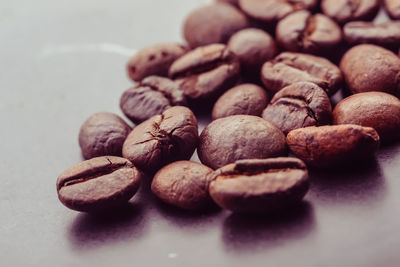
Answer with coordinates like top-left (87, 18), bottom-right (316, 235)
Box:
top-left (286, 125), bottom-right (380, 167)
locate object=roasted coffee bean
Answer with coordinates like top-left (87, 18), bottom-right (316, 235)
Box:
top-left (262, 82), bottom-right (332, 135)
top-left (238, 0), bottom-right (318, 24)
top-left (333, 92), bottom-right (400, 142)
top-left (198, 115), bottom-right (286, 170)
top-left (127, 43), bottom-right (187, 82)
top-left (183, 3), bottom-right (248, 48)
top-left (56, 156), bottom-right (141, 212)
top-left (122, 106), bottom-right (198, 173)
top-left (228, 28), bottom-right (278, 77)
top-left (276, 11), bottom-right (342, 55)
top-left (209, 157), bottom-right (309, 213)
top-left (212, 84), bottom-right (269, 120)
top-left (340, 44), bottom-right (400, 97)
top-left (216, 0), bottom-right (239, 6)
top-left (287, 125), bottom-right (380, 167)
top-left (261, 52), bottom-right (343, 96)
top-left (343, 21), bottom-right (400, 48)
top-left (169, 44), bottom-right (240, 102)
top-left (384, 0), bottom-right (400, 19)
top-left (79, 113), bottom-right (131, 160)
top-left (151, 161), bottom-right (214, 210)
top-left (321, 0), bottom-right (379, 24)
top-left (120, 76), bottom-right (187, 124)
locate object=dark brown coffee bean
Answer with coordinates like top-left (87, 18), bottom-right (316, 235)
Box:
top-left (340, 44), bottom-right (400, 97)
top-left (127, 43), bottom-right (187, 82)
top-left (384, 0), bottom-right (400, 19)
top-left (209, 157), bottom-right (309, 213)
top-left (228, 28), bottom-right (278, 77)
top-left (79, 113), bottom-right (131, 160)
top-left (151, 161), bottom-right (214, 210)
top-left (169, 44), bottom-right (240, 102)
top-left (333, 92), bottom-right (400, 142)
top-left (343, 21), bottom-right (400, 48)
top-left (287, 125), bottom-right (380, 167)
top-left (321, 0), bottom-right (379, 24)
top-left (122, 106), bottom-right (199, 173)
top-left (262, 82), bottom-right (332, 135)
top-left (261, 52), bottom-right (343, 96)
top-left (198, 115), bottom-right (287, 170)
top-left (216, 0), bottom-right (239, 6)
top-left (238, 0), bottom-right (318, 23)
top-left (120, 76), bottom-right (187, 124)
top-left (276, 11), bottom-right (342, 55)
top-left (212, 84), bottom-right (269, 120)
top-left (56, 156), bottom-right (141, 212)
top-left (183, 3), bottom-right (248, 49)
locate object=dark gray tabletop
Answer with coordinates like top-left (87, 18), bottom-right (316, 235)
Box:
top-left (1, 1), bottom-right (400, 266)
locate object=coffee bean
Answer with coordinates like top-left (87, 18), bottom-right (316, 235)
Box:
top-left (276, 11), bottom-right (342, 55)
top-left (287, 125), bottom-right (380, 167)
top-left (79, 113), bottom-right (131, 160)
top-left (212, 84), bottom-right (269, 120)
top-left (183, 3), bottom-right (248, 48)
top-left (216, 0), bottom-right (239, 6)
top-left (333, 92), bottom-right (400, 142)
top-left (384, 0), bottom-right (400, 19)
top-left (209, 157), bottom-right (309, 213)
top-left (122, 106), bottom-right (199, 173)
top-left (343, 21), bottom-right (400, 48)
top-left (321, 0), bottom-right (379, 24)
top-left (198, 115), bottom-right (287, 170)
top-left (151, 161), bottom-right (214, 210)
top-left (127, 43), bottom-right (187, 82)
top-left (56, 156), bottom-right (141, 212)
top-left (238, 0), bottom-right (318, 23)
top-left (120, 76), bottom-right (187, 124)
top-left (228, 28), bottom-right (278, 77)
top-left (262, 82), bottom-right (332, 135)
top-left (261, 52), bottom-right (343, 96)
top-left (340, 44), bottom-right (400, 97)
top-left (169, 44), bottom-right (240, 102)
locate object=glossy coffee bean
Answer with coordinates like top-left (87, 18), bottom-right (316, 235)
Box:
top-left (343, 21), bottom-right (400, 48)
top-left (212, 84), bottom-right (269, 120)
top-left (340, 44), bottom-right (400, 97)
top-left (56, 156), bottom-right (141, 212)
top-left (127, 43), bottom-right (187, 82)
top-left (183, 3), bottom-right (248, 48)
top-left (276, 11), bottom-right (342, 55)
top-left (261, 52), bottom-right (343, 96)
top-left (169, 44), bottom-right (240, 102)
top-left (262, 82), bottom-right (332, 135)
top-left (333, 92), bottom-right (400, 142)
top-left (198, 115), bottom-right (287, 170)
top-left (238, 0), bottom-right (318, 23)
top-left (287, 125), bottom-right (380, 167)
top-left (151, 161), bottom-right (214, 210)
top-left (79, 113), bottom-right (131, 160)
top-left (209, 157), bottom-right (309, 213)
top-left (384, 0), bottom-right (400, 19)
top-left (120, 76), bottom-right (187, 124)
top-left (228, 28), bottom-right (278, 77)
top-left (122, 106), bottom-right (199, 173)
top-left (321, 0), bottom-right (379, 24)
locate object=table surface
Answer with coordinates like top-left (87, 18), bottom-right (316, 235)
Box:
top-left (1, 1), bottom-right (400, 266)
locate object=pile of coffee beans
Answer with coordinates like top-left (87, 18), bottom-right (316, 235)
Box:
top-left (57, 1), bottom-right (400, 215)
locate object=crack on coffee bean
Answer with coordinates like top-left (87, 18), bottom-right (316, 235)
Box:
top-left (58, 161), bottom-right (130, 188)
